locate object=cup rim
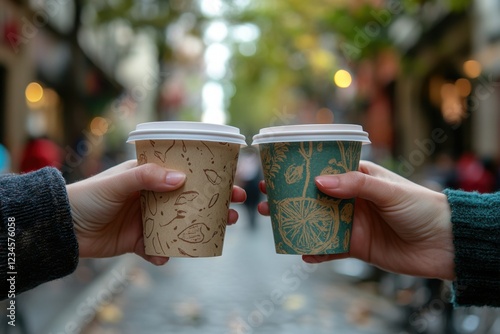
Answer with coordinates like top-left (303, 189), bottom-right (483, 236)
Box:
top-left (127, 121), bottom-right (247, 146)
top-left (251, 124), bottom-right (370, 145)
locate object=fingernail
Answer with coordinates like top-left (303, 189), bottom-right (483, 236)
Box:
top-left (166, 171), bottom-right (186, 185)
top-left (315, 175), bottom-right (339, 189)
top-left (152, 257), bottom-right (169, 266)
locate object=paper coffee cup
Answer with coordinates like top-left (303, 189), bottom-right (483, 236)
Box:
top-left (128, 122), bottom-right (246, 257)
top-left (252, 124), bottom-right (370, 255)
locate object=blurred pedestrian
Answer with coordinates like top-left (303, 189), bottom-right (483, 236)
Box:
top-left (455, 152), bottom-right (495, 193)
top-left (235, 148), bottom-right (263, 230)
top-left (258, 160), bottom-right (500, 307)
top-left (19, 137), bottom-right (62, 173)
top-left (0, 143), bottom-right (10, 174)
top-left (422, 152), bottom-right (458, 191)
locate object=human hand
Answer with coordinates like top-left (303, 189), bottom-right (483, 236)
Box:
top-left (258, 160), bottom-right (455, 280)
top-left (67, 160), bottom-right (246, 265)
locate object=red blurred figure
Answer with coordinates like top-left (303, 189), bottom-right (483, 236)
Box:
top-left (456, 152), bottom-right (495, 193)
top-left (20, 137), bottom-right (62, 173)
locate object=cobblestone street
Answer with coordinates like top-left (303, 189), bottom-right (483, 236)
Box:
top-left (82, 206), bottom-right (402, 334)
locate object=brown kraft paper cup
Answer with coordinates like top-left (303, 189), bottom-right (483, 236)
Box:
top-left (135, 139), bottom-right (240, 257)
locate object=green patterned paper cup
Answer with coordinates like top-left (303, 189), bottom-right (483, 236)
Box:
top-left (252, 124), bottom-right (370, 255)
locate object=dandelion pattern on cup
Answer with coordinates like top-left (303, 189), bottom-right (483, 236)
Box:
top-left (274, 196), bottom-right (341, 254)
top-left (260, 141), bottom-right (361, 254)
top-left (136, 140), bottom-right (239, 257)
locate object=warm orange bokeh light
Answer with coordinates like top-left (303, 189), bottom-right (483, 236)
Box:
top-left (463, 60), bottom-right (481, 79)
top-left (455, 78), bottom-right (471, 97)
top-left (25, 82), bottom-right (44, 103)
top-left (90, 117), bottom-right (109, 136)
top-left (440, 82), bottom-right (465, 124)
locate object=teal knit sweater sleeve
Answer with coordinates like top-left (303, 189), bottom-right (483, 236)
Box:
top-left (0, 167), bottom-right (79, 300)
top-left (443, 189), bottom-right (500, 307)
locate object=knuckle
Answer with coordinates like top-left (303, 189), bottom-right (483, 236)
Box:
top-left (135, 163), bottom-right (158, 186)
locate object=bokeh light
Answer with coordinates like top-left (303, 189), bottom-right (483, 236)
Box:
top-left (463, 60), bottom-right (482, 79)
top-left (455, 78), bottom-right (471, 97)
top-left (315, 108), bottom-right (334, 124)
top-left (90, 117), bottom-right (109, 136)
top-left (25, 82), bottom-right (44, 103)
top-left (333, 69), bottom-right (352, 88)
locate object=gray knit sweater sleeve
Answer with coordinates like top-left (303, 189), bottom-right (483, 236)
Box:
top-left (444, 189), bottom-right (500, 307)
top-left (0, 167), bottom-right (79, 300)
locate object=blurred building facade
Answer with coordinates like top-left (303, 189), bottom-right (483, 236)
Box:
top-left (394, 0), bottom-right (500, 177)
top-left (0, 0), bottom-right (34, 170)
top-left (1, 0), bottom-right (498, 177)
top-left (0, 0), bottom-right (122, 173)
top-left (473, 0), bottom-right (500, 159)
top-left (395, 11), bottom-right (472, 162)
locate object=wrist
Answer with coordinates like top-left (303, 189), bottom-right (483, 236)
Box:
top-left (67, 183), bottom-right (88, 258)
top-left (444, 189), bottom-right (500, 306)
top-left (434, 192), bottom-right (455, 281)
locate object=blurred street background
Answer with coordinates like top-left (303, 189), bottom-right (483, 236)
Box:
top-left (1, 0), bottom-right (500, 333)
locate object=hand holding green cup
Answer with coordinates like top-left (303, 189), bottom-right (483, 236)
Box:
top-left (252, 124), bottom-right (370, 255)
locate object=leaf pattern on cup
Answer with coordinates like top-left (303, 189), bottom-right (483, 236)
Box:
top-left (284, 164), bottom-right (304, 185)
top-left (138, 152), bottom-right (147, 165)
top-left (178, 223), bottom-right (209, 244)
top-left (326, 142), bottom-right (361, 173)
top-left (160, 210), bottom-right (186, 227)
top-left (208, 193), bottom-right (220, 208)
top-left (343, 229), bottom-right (350, 251)
top-left (175, 191), bottom-right (199, 205)
top-left (341, 203), bottom-right (354, 223)
top-left (140, 192), bottom-right (147, 220)
top-left (153, 141), bottom-right (176, 163)
top-left (320, 166), bottom-right (341, 175)
top-left (204, 169), bottom-right (222, 185)
top-left (147, 191), bottom-right (157, 216)
top-left (260, 142), bottom-right (289, 190)
top-left (144, 218), bottom-right (154, 238)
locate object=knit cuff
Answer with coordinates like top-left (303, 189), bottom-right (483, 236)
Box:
top-left (0, 168), bottom-right (79, 298)
top-left (444, 189), bottom-right (500, 307)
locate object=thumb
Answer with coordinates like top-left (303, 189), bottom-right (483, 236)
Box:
top-left (106, 163), bottom-right (186, 196)
top-left (315, 170), bottom-right (398, 207)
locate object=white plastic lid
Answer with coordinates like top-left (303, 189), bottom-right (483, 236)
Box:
top-left (127, 121), bottom-right (247, 145)
top-left (252, 124), bottom-right (370, 145)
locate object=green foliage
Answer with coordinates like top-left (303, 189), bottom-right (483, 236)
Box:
top-left (78, 0), bottom-right (472, 131)
top-left (226, 0), bottom-right (339, 132)
top-left (226, 0), bottom-right (472, 132)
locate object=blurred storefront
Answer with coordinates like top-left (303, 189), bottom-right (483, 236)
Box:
top-left (394, 1), bottom-right (500, 177)
top-left (394, 11), bottom-right (470, 162)
top-left (472, 0), bottom-right (500, 160)
top-left (0, 1), bottom-right (34, 170)
top-left (0, 0), bottom-right (121, 173)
